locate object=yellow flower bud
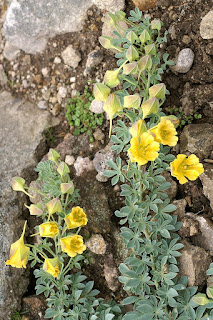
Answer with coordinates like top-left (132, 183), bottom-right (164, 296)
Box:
top-left (129, 119), bottom-right (147, 137)
top-left (151, 19), bottom-right (162, 31)
top-left (39, 222), bottom-right (59, 237)
top-left (11, 177), bottom-right (33, 197)
top-left (123, 62), bottom-right (138, 75)
top-left (103, 94), bottom-right (122, 137)
top-left (207, 287), bottom-right (213, 299)
top-left (145, 44), bottom-right (156, 55)
top-left (26, 203), bottom-right (43, 216)
top-left (104, 69), bottom-right (120, 88)
top-left (93, 83), bottom-right (111, 102)
top-left (123, 94), bottom-right (141, 109)
top-left (139, 29), bottom-right (151, 44)
top-left (99, 36), bottom-right (123, 52)
top-left (46, 198), bottom-right (62, 215)
top-left (126, 30), bottom-right (138, 43)
top-left (60, 235), bottom-right (86, 258)
top-left (65, 206), bottom-right (88, 229)
top-left (192, 293), bottom-right (211, 306)
top-left (141, 97), bottom-right (159, 119)
top-left (126, 45), bottom-right (139, 62)
top-left (115, 10), bottom-right (126, 21)
top-left (43, 257), bottom-right (60, 278)
top-left (138, 55), bottom-right (152, 72)
top-left (149, 83), bottom-right (166, 100)
top-left (105, 12), bottom-right (118, 26)
top-left (60, 182), bottom-right (74, 195)
top-left (48, 148), bottom-right (60, 163)
top-left (5, 221), bottom-right (30, 268)
top-left (57, 161), bottom-right (70, 177)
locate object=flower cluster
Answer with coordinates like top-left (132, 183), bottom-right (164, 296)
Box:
top-left (6, 149), bottom-right (87, 278)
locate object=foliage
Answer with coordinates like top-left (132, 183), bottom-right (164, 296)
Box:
top-left (65, 86), bottom-right (104, 142)
top-left (166, 105), bottom-right (202, 128)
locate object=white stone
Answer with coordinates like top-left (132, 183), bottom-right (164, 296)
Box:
top-left (54, 56), bottom-right (61, 64)
top-left (74, 156), bottom-right (94, 176)
top-left (65, 155), bottom-right (75, 166)
top-left (92, 0), bottom-right (125, 13)
top-left (41, 67), bottom-right (49, 77)
top-left (70, 76), bottom-right (76, 83)
top-left (37, 100), bottom-right (48, 110)
top-left (61, 45), bottom-right (81, 68)
top-left (89, 99), bottom-right (104, 114)
top-left (86, 234), bottom-right (107, 254)
top-left (200, 11), bottom-right (213, 40)
top-left (171, 48), bottom-right (194, 73)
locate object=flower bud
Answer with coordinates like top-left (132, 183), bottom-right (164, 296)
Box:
top-left (138, 55), bottom-right (152, 72)
top-left (60, 182), bottom-right (74, 195)
top-left (123, 62), bottom-right (138, 75)
top-left (126, 30), bottom-right (138, 43)
top-left (141, 97), bottom-right (159, 119)
top-left (192, 293), bottom-right (211, 306)
top-left (126, 45), bottom-right (139, 62)
top-left (115, 10), bottom-right (126, 21)
top-left (43, 257), bottom-right (60, 278)
top-left (11, 177), bottom-right (26, 192)
top-left (160, 115), bottom-right (179, 128)
top-left (99, 36), bottom-right (123, 52)
top-left (26, 203), bottom-right (43, 216)
top-left (105, 12), bottom-right (118, 26)
top-left (145, 44), bottom-right (156, 55)
top-left (57, 161), bottom-right (70, 177)
top-left (207, 287), bottom-right (213, 299)
top-left (104, 69), bottom-right (120, 88)
top-left (129, 119), bottom-right (147, 137)
top-left (48, 149), bottom-right (60, 163)
top-left (151, 19), bottom-right (162, 31)
top-left (46, 198), bottom-right (62, 215)
top-left (103, 94), bottom-right (122, 137)
top-left (149, 83), bottom-right (166, 100)
top-left (123, 94), bottom-right (141, 109)
top-left (139, 29), bottom-right (151, 44)
top-left (93, 83), bottom-right (111, 102)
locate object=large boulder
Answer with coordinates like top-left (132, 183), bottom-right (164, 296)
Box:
top-left (4, 0), bottom-right (93, 53)
top-left (0, 91), bottom-right (58, 319)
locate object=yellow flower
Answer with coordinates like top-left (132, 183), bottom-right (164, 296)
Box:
top-left (39, 222), bottom-right (59, 237)
top-left (60, 235), bottom-right (86, 257)
top-left (65, 206), bottom-right (88, 229)
top-left (150, 119), bottom-right (178, 147)
top-left (5, 221), bottom-right (30, 268)
top-left (43, 257), bottom-right (60, 277)
top-left (170, 154), bottom-right (204, 184)
top-left (128, 132), bottom-right (160, 165)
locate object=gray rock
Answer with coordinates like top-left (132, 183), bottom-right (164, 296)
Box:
top-left (200, 11), bottom-right (213, 40)
top-left (61, 45), bottom-right (81, 68)
top-left (0, 67), bottom-right (8, 85)
top-left (86, 234), bottom-right (107, 254)
top-left (172, 199), bottom-right (187, 219)
top-left (188, 214), bottom-right (213, 255)
top-left (74, 156), bottom-right (94, 176)
top-left (178, 216), bottom-right (199, 238)
top-left (37, 100), bottom-right (48, 110)
top-left (89, 99), bottom-right (104, 114)
top-left (0, 91), bottom-right (59, 319)
top-left (92, 0), bottom-right (125, 13)
top-left (4, 0), bottom-right (93, 53)
top-left (171, 48), bottom-right (194, 73)
top-left (93, 144), bottom-right (116, 182)
top-left (200, 164), bottom-right (213, 210)
top-left (93, 128), bottom-right (105, 141)
top-left (3, 41), bottom-right (20, 61)
top-left (104, 254), bottom-right (120, 291)
top-left (180, 123), bottom-right (213, 158)
top-left (84, 50), bottom-right (103, 76)
top-left (179, 240), bottom-right (211, 287)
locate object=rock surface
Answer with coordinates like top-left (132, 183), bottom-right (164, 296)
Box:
top-left (171, 48), bottom-right (194, 73)
top-left (93, 144), bottom-right (116, 182)
top-left (92, 0), bottom-right (125, 13)
top-left (104, 254), bottom-right (120, 291)
top-left (61, 45), bottom-right (81, 69)
top-left (0, 91), bottom-right (58, 320)
top-left (200, 164), bottom-right (213, 210)
top-left (179, 240), bottom-right (211, 287)
top-left (200, 11), bottom-right (213, 40)
top-left (180, 123), bottom-right (213, 158)
top-left (4, 0), bottom-right (93, 53)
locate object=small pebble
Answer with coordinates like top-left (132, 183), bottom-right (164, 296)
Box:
top-left (37, 100), bottom-right (47, 110)
top-left (54, 56), bottom-right (61, 64)
top-left (171, 48), bottom-right (194, 73)
top-left (86, 234), bottom-right (107, 255)
top-left (65, 155), bottom-right (75, 166)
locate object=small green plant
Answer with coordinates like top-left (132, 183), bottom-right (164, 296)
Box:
top-left (7, 149), bottom-right (122, 320)
top-left (65, 86), bottom-right (104, 142)
top-left (166, 106), bottom-right (202, 128)
top-left (44, 127), bottom-right (56, 144)
top-left (11, 309), bottom-right (28, 320)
